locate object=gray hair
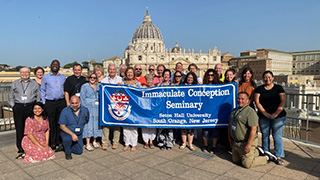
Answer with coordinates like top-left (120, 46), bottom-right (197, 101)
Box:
top-left (108, 63), bottom-right (116, 70)
top-left (20, 66), bottom-right (30, 73)
top-left (145, 74), bottom-right (154, 80)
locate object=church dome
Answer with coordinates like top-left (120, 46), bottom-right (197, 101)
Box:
top-left (132, 10), bottom-right (163, 42)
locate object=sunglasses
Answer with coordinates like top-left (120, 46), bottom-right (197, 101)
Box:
top-left (89, 77), bottom-right (97, 79)
top-left (149, 69), bottom-right (155, 71)
top-left (175, 75), bottom-right (182, 78)
top-left (208, 74), bottom-right (214, 77)
top-left (135, 68), bottom-right (142, 70)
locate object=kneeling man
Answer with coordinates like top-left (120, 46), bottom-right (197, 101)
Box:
top-left (228, 92), bottom-right (275, 168)
top-left (59, 95), bottom-right (89, 160)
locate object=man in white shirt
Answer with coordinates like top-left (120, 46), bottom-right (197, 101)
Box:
top-left (101, 63), bottom-right (123, 150)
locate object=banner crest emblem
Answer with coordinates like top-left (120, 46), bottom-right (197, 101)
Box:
top-left (108, 90), bottom-right (131, 121)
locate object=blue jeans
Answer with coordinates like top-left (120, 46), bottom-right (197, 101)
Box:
top-left (61, 132), bottom-right (83, 155)
top-left (259, 116), bottom-right (286, 158)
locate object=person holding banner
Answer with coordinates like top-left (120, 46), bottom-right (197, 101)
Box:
top-left (202, 69), bottom-right (222, 153)
top-left (172, 71), bottom-right (184, 86)
top-left (224, 68), bottom-right (237, 83)
top-left (122, 67), bottom-right (141, 152)
top-left (101, 64), bottom-right (123, 150)
top-left (80, 73), bottom-right (102, 151)
top-left (179, 72), bottom-right (198, 151)
top-left (157, 69), bottom-right (174, 150)
top-left (153, 64), bottom-right (165, 86)
top-left (142, 74), bottom-right (157, 149)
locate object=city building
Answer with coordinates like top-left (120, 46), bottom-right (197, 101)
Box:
top-left (103, 10), bottom-right (222, 77)
top-left (290, 50), bottom-right (320, 75)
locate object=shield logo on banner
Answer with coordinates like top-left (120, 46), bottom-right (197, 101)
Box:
top-left (108, 90), bottom-right (132, 121)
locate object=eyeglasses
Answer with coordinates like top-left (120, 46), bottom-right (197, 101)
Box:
top-left (135, 68), bottom-right (142, 70)
top-left (89, 77), bottom-right (97, 79)
top-left (149, 69), bottom-right (155, 71)
top-left (208, 74), bottom-right (214, 77)
top-left (175, 75), bottom-right (182, 78)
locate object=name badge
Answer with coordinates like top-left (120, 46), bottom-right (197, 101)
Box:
top-left (75, 128), bottom-right (80, 132)
top-left (231, 125), bottom-right (236, 131)
top-left (75, 93), bottom-right (80, 97)
top-left (21, 95), bottom-right (28, 101)
top-left (95, 100), bottom-right (99, 106)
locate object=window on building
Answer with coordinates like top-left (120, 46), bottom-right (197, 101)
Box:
top-left (172, 58), bottom-right (174, 61)
top-left (302, 63), bottom-right (305, 68)
top-left (138, 56), bottom-right (142, 61)
top-left (297, 63), bottom-right (300, 68)
top-left (213, 57), bottom-right (217, 61)
top-left (295, 77), bottom-right (298, 80)
top-left (186, 58), bottom-right (188, 60)
top-left (289, 77), bottom-right (293, 80)
top-left (293, 63), bottom-right (296, 68)
top-left (292, 71), bottom-right (295, 75)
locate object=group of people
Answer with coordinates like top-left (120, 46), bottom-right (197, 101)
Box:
top-left (9, 60), bottom-right (286, 169)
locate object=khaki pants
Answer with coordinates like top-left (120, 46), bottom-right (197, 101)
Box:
top-left (232, 138), bottom-right (267, 168)
top-left (102, 126), bottom-right (120, 146)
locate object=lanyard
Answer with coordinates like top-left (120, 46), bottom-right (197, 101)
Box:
top-left (20, 81), bottom-right (30, 94)
top-left (71, 108), bottom-right (81, 125)
top-left (233, 105), bottom-right (248, 122)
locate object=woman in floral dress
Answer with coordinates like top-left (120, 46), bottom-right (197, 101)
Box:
top-left (22, 102), bottom-right (56, 163)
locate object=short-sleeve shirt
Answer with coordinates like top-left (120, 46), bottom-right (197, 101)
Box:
top-left (58, 106), bottom-right (89, 135)
top-left (135, 76), bottom-right (147, 86)
top-left (255, 84), bottom-right (286, 118)
top-left (229, 105), bottom-right (258, 142)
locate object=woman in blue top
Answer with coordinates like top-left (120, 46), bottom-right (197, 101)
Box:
top-left (80, 73), bottom-right (102, 151)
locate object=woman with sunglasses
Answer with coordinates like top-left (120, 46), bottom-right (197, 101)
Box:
top-left (202, 69), bottom-right (222, 154)
top-left (80, 73), bottom-right (102, 151)
top-left (172, 71), bottom-right (184, 85)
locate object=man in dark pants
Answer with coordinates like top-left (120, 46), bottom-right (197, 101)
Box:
top-left (64, 63), bottom-right (86, 106)
top-left (59, 96), bottom-right (89, 160)
top-left (41, 60), bottom-right (66, 151)
top-left (9, 67), bottom-right (40, 158)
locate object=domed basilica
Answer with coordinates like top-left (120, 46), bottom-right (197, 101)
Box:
top-left (104, 10), bottom-right (222, 77)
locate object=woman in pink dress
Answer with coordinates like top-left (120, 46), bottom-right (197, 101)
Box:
top-left (22, 102), bottom-right (56, 163)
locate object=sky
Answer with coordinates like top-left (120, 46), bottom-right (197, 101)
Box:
top-left (0, 0), bottom-right (319, 67)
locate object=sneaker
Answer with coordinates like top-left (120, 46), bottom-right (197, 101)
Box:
top-left (85, 145), bottom-right (94, 151)
top-left (265, 151), bottom-right (277, 163)
top-left (112, 144), bottom-right (118, 149)
top-left (256, 146), bottom-right (265, 156)
top-left (101, 144), bottom-right (108, 150)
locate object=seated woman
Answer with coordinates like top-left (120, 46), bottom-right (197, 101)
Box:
top-left (21, 102), bottom-right (56, 163)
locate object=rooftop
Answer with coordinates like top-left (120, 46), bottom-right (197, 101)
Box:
top-left (1, 131), bottom-right (319, 179)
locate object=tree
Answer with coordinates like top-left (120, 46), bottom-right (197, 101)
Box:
top-left (63, 61), bottom-right (78, 69)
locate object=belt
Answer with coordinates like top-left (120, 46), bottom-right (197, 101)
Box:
top-left (46, 98), bottom-right (65, 102)
top-left (15, 103), bottom-right (33, 106)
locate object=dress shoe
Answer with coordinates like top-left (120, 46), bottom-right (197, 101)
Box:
top-left (55, 144), bottom-right (64, 152)
top-left (65, 154), bottom-right (72, 160)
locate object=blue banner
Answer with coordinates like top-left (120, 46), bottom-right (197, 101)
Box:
top-left (100, 83), bottom-right (238, 128)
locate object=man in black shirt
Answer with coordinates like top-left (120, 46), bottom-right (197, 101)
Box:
top-left (64, 64), bottom-right (86, 106)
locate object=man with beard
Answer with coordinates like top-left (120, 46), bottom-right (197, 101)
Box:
top-left (59, 96), bottom-right (89, 160)
top-left (134, 64), bottom-right (146, 86)
top-left (9, 67), bottom-right (40, 159)
top-left (64, 64), bottom-right (86, 106)
top-left (41, 60), bottom-right (66, 151)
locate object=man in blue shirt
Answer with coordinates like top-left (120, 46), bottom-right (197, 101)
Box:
top-left (41, 60), bottom-right (66, 151)
top-left (59, 95), bottom-right (89, 160)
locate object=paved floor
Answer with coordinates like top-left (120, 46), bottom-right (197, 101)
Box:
top-left (1, 131), bottom-right (320, 180)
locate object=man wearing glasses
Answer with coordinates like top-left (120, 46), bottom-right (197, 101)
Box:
top-left (147, 65), bottom-right (156, 77)
top-left (134, 64), bottom-right (147, 86)
top-left (9, 67), bottom-right (40, 158)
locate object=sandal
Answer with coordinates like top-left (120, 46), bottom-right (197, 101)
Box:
top-left (123, 145), bottom-right (129, 151)
top-left (189, 144), bottom-right (195, 151)
top-left (180, 143), bottom-right (187, 150)
top-left (93, 141), bottom-right (100, 148)
top-left (85, 145), bottom-right (94, 151)
top-left (130, 146), bottom-right (136, 152)
top-left (143, 144), bottom-right (149, 149)
top-left (16, 153), bottom-right (25, 159)
top-left (276, 158), bottom-right (285, 165)
top-left (149, 143), bottom-right (155, 149)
